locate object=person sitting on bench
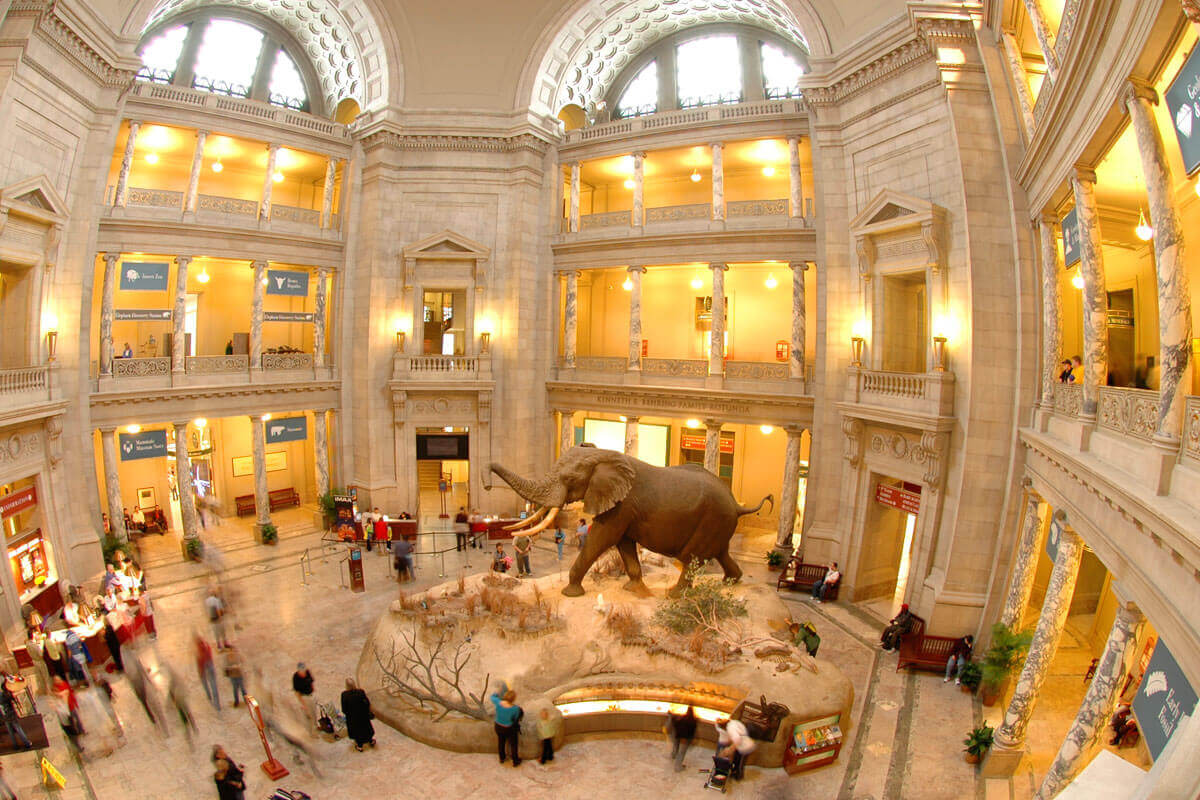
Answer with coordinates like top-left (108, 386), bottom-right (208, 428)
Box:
top-left (810, 562), bottom-right (840, 603)
top-left (881, 604), bottom-right (916, 651)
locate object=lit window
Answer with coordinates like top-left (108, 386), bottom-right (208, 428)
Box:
top-left (676, 36), bottom-right (741, 108)
top-left (137, 24), bottom-right (188, 84)
top-left (269, 49), bottom-right (308, 111)
top-left (191, 19), bottom-right (264, 98)
top-left (616, 61), bottom-right (658, 118)
top-left (762, 43), bottom-right (804, 99)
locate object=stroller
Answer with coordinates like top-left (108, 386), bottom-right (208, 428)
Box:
top-left (268, 791), bottom-right (311, 800)
top-left (704, 754), bottom-right (733, 792)
top-left (316, 701), bottom-right (346, 742)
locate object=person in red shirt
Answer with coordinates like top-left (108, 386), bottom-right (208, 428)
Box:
top-left (372, 508), bottom-right (390, 552)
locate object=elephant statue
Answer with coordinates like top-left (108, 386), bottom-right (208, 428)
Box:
top-left (485, 444), bottom-right (772, 597)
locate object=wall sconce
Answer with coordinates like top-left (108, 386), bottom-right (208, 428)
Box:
top-left (395, 330), bottom-right (406, 351)
top-left (850, 337), bottom-right (865, 367)
top-left (46, 330), bottom-right (57, 362)
top-left (480, 332), bottom-right (491, 353)
top-left (932, 336), bottom-right (948, 371)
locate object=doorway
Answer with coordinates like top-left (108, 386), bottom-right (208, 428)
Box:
top-left (416, 430), bottom-right (469, 519)
top-left (422, 289), bottom-right (467, 355)
top-left (880, 272), bottom-right (927, 372)
top-left (855, 476), bottom-right (921, 619)
top-left (1106, 288), bottom-right (1134, 387)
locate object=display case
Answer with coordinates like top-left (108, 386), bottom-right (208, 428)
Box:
top-left (783, 713), bottom-right (843, 774)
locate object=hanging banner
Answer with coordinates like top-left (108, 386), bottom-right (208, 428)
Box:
top-left (1045, 513), bottom-right (1063, 562)
top-left (0, 486), bottom-right (37, 520)
top-left (266, 269), bottom-right (309, 296)
top-left (333, 493), bottom-right (356, 541)
top-left (119, 430), bottom-right (168, 461)
top-left (119, 262), bottom-right (170, 291)
top-left (1061, 208), bottom-right (1080, 268)
top-left (1133, 639), bottom-right (1198, 761)
top-left (265, 417), bottom-right (307, 444)
top-left (875, 483), bottom-right (921, 515)
top-left (1165, 44), bottom-right (1200, 176)
top-left (115, 308), bottom-right (172, 321)
top-left (264, 311), bottom-right (314, 323)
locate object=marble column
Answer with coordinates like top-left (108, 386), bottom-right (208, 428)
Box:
top-left (183, 130), bottom-right (207, 217)
top-left (790, 262), bottom-right (807, 380)
top-left (775, 425), bottom-right (804, 551)
top-left (313, 267), bottom-right (328, 369)
top-left (1070, 170), bottom-right (1107, 418)
top-left (711, 142), bottom-right (724, 220)
top-left (703, 420), bottom-right (722, 474)
top-left (569, 162), bottom-right (581, 233)
top-left (558, 410), bottom-right (574, 457)
top-left (624, 415), bottom-right (639, 456)
top-left (173, 421), bottom-right (200, 540)
top-left (1185, 0), bottom-right (1200, 27)
top-left (627, 266), bottom-right (645, 371)
top-left (993, 526), bottom-right (1083, 754)
top-left (260, 144), bottom-right (280, 223)
top-left (320, 158), bottom-right (339, 228)
top-left (100, 427), bottom-right (127, 542)
top-left (631, 152), bottom-right (645, 228)
top-left (250, 260), bottom-right (266, 373)
top-left (171, 256), bottom-right (191, 374)
top-left (709, 263), bottom-right (727, 376)
top-left (1021, 0), bottom-right (1059, 80)
top-left (313, 409), bottom-right (330, 500)
top-left (1038, 215), bottom-right (1063, 411)
top-left (99, 253), bottom-right (119, 376)
top-left (1001, 32), bottom-right (1037, 136)
top-left (788, 136), bottom-right (803, 219)
top-left (250, 415), bottom-right (270, 527)
top-left (1035, 602), bottom-right (1144, 800)
top-left (113, 120), bottom-right (140, 208)
top-left (563, 270), bottom-right (579, 368)
top-left (1125, 81), bottom-right (1194, 446)
top-left (1000, 485), bottom-right (1044, 628)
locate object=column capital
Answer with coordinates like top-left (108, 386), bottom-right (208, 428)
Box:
top-left (251, 259), bottom-right (268, 270)
top-left (1072, 165), bottom-right (1097, 185)
top-left (1037, 210), bottom-right (1060, 227)
top-left (787, 134), bottom-right (799, 145)
top-left (783, 423), bottom-right (806, 437)
top-left (1184, 0), bottom-right (1200, 24)
top-left (703, 418), bottom-right (722, 430)
top-left (709, 262), bottom-right (727, 272)
top-left (172, 419), bottom-right (192, 430)
top-left (174, 255), bottom-right (193, 267)
top-left (631, 150), bottom-right (646, 159)
top-left (1021, 476), bottom-right (1034, 490)
top-left (558, 268), bottom-right (581, 277)
top-left (127, 119), bottom-right (142, 130)
top-left (624, 414), bottom-right (640, 423)
top-left (195, 128), bottom-right (210, 138)
top-left (316, 265), bottom-right (330, 277)
top-left (267, 142), bottom-right (280, 152)
top-left (626, 264), bottom-right (647, 274)
top-left (1122, 78), bottom-right (1157, 106)
top-left (98, 425), bottom-right (117, 434)
top-left (789, 260), bottom-right (809, 272)
top-left (102, 252), bottom-right (121, 265)
top-left (709, 141), bottom-right (723, 149)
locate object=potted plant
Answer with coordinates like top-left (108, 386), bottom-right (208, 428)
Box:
top-left (979, 622), bottom-right (1032, 706)
top-left (259, 523), bottom-right (278, 545)
top-left (766, 550), bottom-right (785, 570)
top-left (318, 490), bottom-right (338, 529)
top-left (959, 661), bottom-right (983, 693)
top-left (183, 537), bottom-right (204, 562)
top-left (962, 723), bottom-right (993, 764)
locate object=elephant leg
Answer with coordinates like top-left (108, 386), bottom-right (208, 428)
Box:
top-left (615, 539), bottom-right (652, 598)
top-left (667, 546), bottom-right (701, 597)
top-left (563, 521), bottom-right (619, 597)
top-left (716, 548), bottom-right (743, 583)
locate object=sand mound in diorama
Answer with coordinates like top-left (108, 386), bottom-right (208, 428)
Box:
top-left (355, 561), bottom-right (854, 767)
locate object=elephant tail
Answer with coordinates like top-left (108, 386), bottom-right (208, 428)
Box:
top-left (737, 494), bottom-right (774, 517)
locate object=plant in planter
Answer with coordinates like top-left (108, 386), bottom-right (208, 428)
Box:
top-left (319, 490), bottom-right (339, 529)
top-left (766, 550), bottom-right (785, 569)
top-left (184, 537), bottom-right (204, 562)
top-left (958, 661), bottom-right (983, 693)
top-left (962, 723), bottom-right (994, 764)
top-left (260, 523), bottom-right (278, 545)
top-left (979, 622), bottom-right (1032, 706)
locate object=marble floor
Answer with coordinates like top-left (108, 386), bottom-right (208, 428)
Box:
top-left (0, 512), bottom-right (1119, 800)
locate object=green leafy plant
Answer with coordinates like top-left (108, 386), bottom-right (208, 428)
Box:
top-left (260, 523), bottom-right (278, 545)
top-left (963, 723), bottom-right (994, 758)
top-left (980, 622), bottom-right (1032, 689)
top-left (101, 536), bottom-right (134, 566)
top-left (184, 537), bottom-right (204, 561)
top-left (958, 661), bottom-right (983, 692)
top-left (319, 490), bottom-right (340, 525)
top-left (765, 550), bottom-right (785, 568)
top-left (652, 559), bottom-right (747, 635)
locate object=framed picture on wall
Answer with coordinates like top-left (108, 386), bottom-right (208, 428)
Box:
top-left (137, 487), bottom-right (156, 509)
top-left (232, 452), bottom-right (288, 477)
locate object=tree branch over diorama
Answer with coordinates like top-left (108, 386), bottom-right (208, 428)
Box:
top-left (373, 621), bottom-right (491, 722)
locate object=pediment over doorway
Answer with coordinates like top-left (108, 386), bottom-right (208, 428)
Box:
top-left (849, 189), bottom-right (935, 231)
top-left (401, 229), bottom-right (491, 290)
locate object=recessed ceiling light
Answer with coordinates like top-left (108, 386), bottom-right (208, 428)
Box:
top-left (145, 153), bottom-right (159, 165)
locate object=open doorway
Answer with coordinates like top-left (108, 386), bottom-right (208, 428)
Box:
top-left (854, 475), bottom-right (921, 619)
top-left (416, 429), bottom-right (469, 520)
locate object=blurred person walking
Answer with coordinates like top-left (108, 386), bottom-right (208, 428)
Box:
top-left (340, 678), bottom-right (375, 751)
top-left (196, 633), bottom-right (221, 711)
top-left (224, 646), bottom-right (246, 708)
top-left (292, 663), bottom-right (316, 730)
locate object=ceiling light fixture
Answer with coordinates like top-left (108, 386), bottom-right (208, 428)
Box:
top-left (1135, 209), bottom-right (1154, 241)
top-left (690, 275), bottom-right (703, 290)
top-left (1071, 270), bottom-right (1084, 290)
top-left (690, 170), bottom-right (701, 183)
top-left (765, 274), bottom-right (778, 290)
top-left (261, 413), bottom-right (272, 422)
top-left (273, 171), bottom-right (285, 183)
top-left (622, 277), bottom-right (633, 291)
top-left (194, 418), bottom-right (207, 428)
top-left (196, 268), bottom-right (210, 284)
top-left (211, 160), bottom-right (223, 173)
top-left (623, 178), bottom-right (635, 190)
top-left (685, 419), bottom-right (700, 428)
top-left (145, 152), bottom-right (159, 165)
top-left (760, 425), bottom-right (774, 435)
top-left (761, 165), bottom-right (775, 177)
top-left (125, 424), bottom-right (141, 434)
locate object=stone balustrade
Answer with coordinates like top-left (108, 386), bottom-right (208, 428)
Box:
top-left (262, 352), bottom-right (314, 370)
top-left (573, 356), bottom-right (627, 373)
top-left (127, 81), bottom-right (349, 140)
top-left (185, 355), bottom-right (250, 374)
top-left (271, 204), bottom-right (322, 226)
top-left (406, 355), bottom-right (479, 376)
top-left (846, 367), bottom-right (955, 418)
top-left (197, 194), bottom-right (259, 217)
top-left (580, 210), bottom-right (631, 230)
top-left (1096, 386), bottom-right (1160, 442)
top-left (0, 365), bottom-right (49, 396)
top-left (127, 187), bottom-right (183, 209)
top-left (112, 357), bottom-right (171, 378)
top-left (642, 358), bottom-right (708, 378)
top-left (1185, 396), bottom-right (1200, 467)
top-left (1052, 383), bottom-right (1082, 417)
top-left (726, 199), bottom-right (787, 217)
top-left (564, 98), bottom-right (805, 145)
top-left (725, 361), bottom-right (789, 381)
top-left (645, 203), bottom-right (709, 223)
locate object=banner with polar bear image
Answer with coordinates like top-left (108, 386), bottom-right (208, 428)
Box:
top-left (1165, 45), bottom-right (1200, 175)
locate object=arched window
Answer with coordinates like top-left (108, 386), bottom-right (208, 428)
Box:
top-left (137, 24), bottom-right (188, 84)
top-left (269, 50), bottom-right (308, 111)
top-left (676, 36), bottom-right (742, 108)
top-left (761, 43), bottom-right (804, 99)
top-left (616, 61), bottom-right (658, 118)
top-left (191, 19), bottom-right (263, 98)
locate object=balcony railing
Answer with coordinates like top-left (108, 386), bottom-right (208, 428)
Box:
top-left (645, 203), bottom-right (709, 224)
top-left (564, 98), bottom-right (806, 145)
top-left (112, 357), bottom-right (171, 378)
top-left (846, 368), bottom-right (955, 417)
top-left (0, 365), bottom-right (50, 404)
top-left (572, 356), bottom-right (627, 373)
top-left (262, 353), bottom-right (313, 370)
top-left (185, 355), bottom-right (249, 374)
top-left (107, 186), bottom-right (329, 231)
top-left (197, 193), bottom-right (258, 217)
top-left (1052, 383), bottom-right (1082, 417)
top-left (725, 361), bottom-right (789, 381)
top-left (128, 187), bottom-right (183, 209)
top-left (127, 81), bottom-right (349, 140)
top-left (580, 211), bottom-right (631, 230)
top-left (1097, 386), bottom-right (1159, 442)
top-left (727, 199), bottom-right (787, 217)
top-left (642, 358), bottom-right (708, 378)
top-left (271, 204), bottom-right (321, 226)
top-left (408, 355), bottom-right (478, 375)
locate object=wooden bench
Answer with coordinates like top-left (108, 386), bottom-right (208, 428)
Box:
top-left (776, 558), bottom-right (840, 601)
top-left (268, 487), bottom-right (301, 511)
top-left (896, 614), bottom-right (960, 673)
top-left (235, 495), bottom-right (256, 517)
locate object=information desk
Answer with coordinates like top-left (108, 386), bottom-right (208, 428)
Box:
top-left (350, 519), bottom-right (418, 542)
top-left (13, 619), bottom-right (112, 673)
top-left (485, 519), bottom-right (523, 541)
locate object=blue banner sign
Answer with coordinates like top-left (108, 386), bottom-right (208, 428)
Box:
top-left (266, 269), bottom-right (309, 296)
top-left (1165, 44), bottom-right (1200, 176)
top-left (1133, 639), bottom-right (1198, 761)
top-left (115, 309), bottom-right (172, 321)
top-left (1045, 514), bottom-right (1062, 562)
top-left (264, 311), bottom-right (314, 323)
top-left (1061, 208), bottom-right (1080, 268)
top-left (265, 416), bottom-right (307, 444)
top-left (120, 262), bottom-right (170, 291)
top-left (118, 430), bottom-right (168, 461)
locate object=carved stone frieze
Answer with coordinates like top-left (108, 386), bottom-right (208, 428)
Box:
top-left (864, 429), bottom-right (947, 486)
top-left (0, 430), bottom-right (43, 467)
top-left (805, 38), bottom-right (934, 107)
top-left (359, 131), bottom-right (551, 156)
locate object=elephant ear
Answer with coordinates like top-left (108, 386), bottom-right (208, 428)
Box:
top-left (583, 455), bottom-right (636, 517)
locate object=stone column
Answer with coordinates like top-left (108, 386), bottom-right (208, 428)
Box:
top-left (775, 425), bottom-right (804, 551)
top-left (100, 427), bottom-right (127, 542)
top-left (1021, 0), bottom-right (1059, 80)
top-left (251, 415), bottom-right (270, 528)
top-left (1125, 81), bottom-right (1194, 446)
top-left (711, 142), bottom-right (724, 220)
top-left (113, 120), bottom-right (140, 208)
top-left (703, 420), bottom-right (722, 474)
top-left (558, 410), bottom-right (574, 457)
top-left (563, 270), bottom-right (579, 368)
top-left (990, 526), bottom-right (1083, 764)
top-left (1070, 169), bottom-right (1107, 418)
top-left (1038, 215), bottom-right (1063, 411)
top-left (183, 129), bottom-right (207, 218)
top-left (709, 262), bottom-right (727, 376)
top-left (313, 267), bottom-right (328, 369)
top-left (569, 162), bottom-right (581, 233)
top-left (250, 260), bottom-right (266, 373)
top-left (1000, 485), bottom-right (1045, 628)
top-left (99, 253), bottom-right (119, 376)
top-left (624, 415), bottom-right (639, 456)
top-left (790, 262), bottom-right (807, 380)
top-left (173, 421), bottom-right (200, 541)
top-left (320, 158), bottom-right (340, 228)
top-left (631, 152), bottom-right (645, 228)
top-left (1034, 602), bottom-right (1145, 800)
top-left (627, 266), bottom-right (646, 371)
top-left (1185, 0), bottom-right (1200, 27)
top-left (260, 144), bottom-right (280, 223)
top-left (788, 136), bottom-right (803, 219)
top-left (171, 255), bottom-right (191, 374)
top-left (313, 408), bottom-right (330, 500)
top-left (1001, 32), bottom-right (1037, 135)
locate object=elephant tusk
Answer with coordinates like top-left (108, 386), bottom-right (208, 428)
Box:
top-left (504, 506), bottom-right (547, 531)
top-left (520, 507), bottom-right (559, 538)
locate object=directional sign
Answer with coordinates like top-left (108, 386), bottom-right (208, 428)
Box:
top-left (115, 308), bottom-right (172, 321)
top-left (264, 311), bottom-right (313, 323)
top-left (265, 416), bottom-right (307, 444)
top-left (1133, 638), bottom-right (1198, 761)
top-left (1061, 208), bottom-right (1080, 268)
top-left (1165, 44), bottom-right (1200, 175)
top-left (120, 262), bottom-right (170, 291)
top-left (266, 269), bottom-right (309, 296)
top-left (118, 430), bottom-right (168, 461)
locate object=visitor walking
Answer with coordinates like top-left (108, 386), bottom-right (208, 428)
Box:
top-left (196, 633), bottom-right (221, 711)
top-left (576, 518), bottom-right (589, 551)
top-left (666, 705), bottom-right (696, 771)
top-left (0, 682), bottom-right (31, 750)
top-left (454, 507), bottom-right (470, 551)
top-left (490, 685), bottom-right (522, 766)
top-left (340, 678), bottom-right (375, 751)
top-left (553, 527), bottom-right (565, 560)
top-left (212, 745), bottom-right (246, 800)
top-left (205, 586), bottom-right (230, 649)
top-left (944, 635), bottom-right (974, 684)
top-left (537, 708), bottom-right (559, 764)
top-left (292, 663), bottom-right (316, 730)
top-left (716, 718), bottom-right (755, 780)
top-left (225, 646), bottom-right (246, 708)
top-left (393, 536), bottom-right (414, 582)
top-left (514, 532), bottom-right (533, 577)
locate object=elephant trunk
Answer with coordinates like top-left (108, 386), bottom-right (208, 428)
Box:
top-left (487, 463), bottom-right (565, 508)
